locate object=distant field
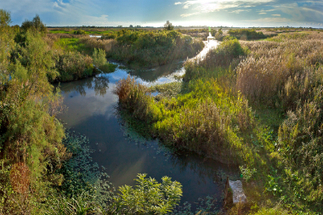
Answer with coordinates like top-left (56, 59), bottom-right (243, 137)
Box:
top-left (48, 27), bottom-right (116, 35)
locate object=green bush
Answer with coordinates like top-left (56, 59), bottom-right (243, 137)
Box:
top-left (200, 37), bottom-right (248, 70)
top-left (55, 51), bottom-right (94, 81)
top-left (92, 48), bottom-right (106, 68)
top-left (114, 173), bottom-right (182, 214)
top-left (0, 30), bottom-right (67, 214)
top-left (104, 29), bottom-right (204, 68)
top-left (73, 29), bottom-right (86, 35)
top-left (228, 29), bottom-right (266, 40)
top-left (277, 93), bottom-right (323, 209)
top-left (21, 15), bottom-right (47, 33)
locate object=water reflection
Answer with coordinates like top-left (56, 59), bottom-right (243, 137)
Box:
top-left (59, 75), bottom-right (110, 97)
top-left (128, 61), bottom-right (184, 82)
top-left (104, 63), bottom-right (185, 86)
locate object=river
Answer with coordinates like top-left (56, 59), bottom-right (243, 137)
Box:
top-left (57, 40), bottom-right (239, 210)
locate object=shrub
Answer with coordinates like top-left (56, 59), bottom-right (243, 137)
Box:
top-left (114, 173), bottom-right (182, 214)
top-left (92, 48), bottom-right (106, 68)
top-left (21, 15), bottom-right (47, 33)
top-left (200, 37), bottom-right (247, 69)
top-left (80, 37), bottom-right (116, 52)
top-left (113, 76), bottom-right (159, 122)
top-left (55, 51), bottom-right (94, 81)
top-left (277, 93), bottom-right (323, 208)
top-left (102, 29), bottom-right (204, 68)
top-left (228, 29), bottom-right (266, 40)
top-left (0, 9), bottom-right (11, 27)
top-left (73, 29), bottom-right (86, 35)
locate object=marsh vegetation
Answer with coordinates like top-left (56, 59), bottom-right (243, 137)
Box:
top-left (115, 30), bottom-right (323, 214)
top-left (2, 7), bottom-right (323, 215)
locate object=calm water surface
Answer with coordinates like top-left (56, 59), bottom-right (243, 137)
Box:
top-left (57, 41), bottom-right (239, 208)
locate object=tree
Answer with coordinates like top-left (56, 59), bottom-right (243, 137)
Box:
top-left (21, 14), bottom-right (47, 33)
top-left (129, 25), bottom-right (133, 28)
top-left (0, 9), bottom-right (11, 27)
top-left (164, 20), bottom-right (174, 30)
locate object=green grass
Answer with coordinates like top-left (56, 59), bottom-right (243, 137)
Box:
top-left (264, 32), bottom-right (309, 42)
top-left (55, 38), bottom-right (92, 54)
top-left (149, 82), bottom-right (182, 99)
top-left (49, 30), bottom-right (72, 34)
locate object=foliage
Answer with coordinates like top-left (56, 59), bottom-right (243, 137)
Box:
top-left (0, 11), bottom-right (184, 215)
top-left (114, 72), bottom-right (262, 165)
top-left (199, 37), bottom-right (248, 70)
top-left (0, 29), bottom-right (67, 214)
top-left (114, 30), bottom-right (323, 213)
top-left (21, 14), bottom-right (47, 33)
top-left (0, 9), bottom-right (11, 27)
top-left (92, 48), bottom-right (106, 67)
top-left (237, 32), bottom-right (323, 110)
top-left (228, 29), bottom-right (266, 40)
top-left (73, 29), bottom-right (86, 35)
top-left (114, 173), bottom-right (182, 214)
top-left (277, 95), bottom-right (323, 210)
top-left (177, 28), bottom-right (209, 38)
top-left (164, 20), bottom-right (174, 30)
top-left (92, 47), bottom-right (117, 73)
top-left (55, 51), bottom-right (94, 82)
top-left (54, 38), bottom-right (90, 53)
top-left (239, 166), bottom-right (257, 182)
top-left (102, 29), bottom-right (204, 68)
top-left (251, 206), bottom-right (290, 215)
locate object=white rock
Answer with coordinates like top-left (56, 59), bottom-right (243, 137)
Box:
top-left (229, 180), bottom-right (247, 204)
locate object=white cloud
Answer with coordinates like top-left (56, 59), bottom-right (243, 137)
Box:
top-left (258, 8), bottom-right (275, 14)
top-left (175, 0), bottom-right (275, 15)
top-left (272, 14), bottom-right (281, 16)
top-left (230, 9), bottom-right (251, 14)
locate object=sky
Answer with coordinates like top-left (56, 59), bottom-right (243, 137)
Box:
top-left (0, 0), bottom-right (322, 28)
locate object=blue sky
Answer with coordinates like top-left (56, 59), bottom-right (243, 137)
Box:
top-left (0, 0), bottom-right (322, 27)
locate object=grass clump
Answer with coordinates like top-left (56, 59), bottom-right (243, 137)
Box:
top-left (92, 48), bottom-right (117, 73)
top-left (198, 37), bottom-right (248, 70)
top-left (114, 38), bottom-right (264, 165)
top-left (55, 51), bottom-right (95, 82)
top-left (237, 32), bottom-right (323, 111)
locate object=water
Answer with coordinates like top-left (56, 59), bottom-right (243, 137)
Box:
top-left (57, 41), bottom-right (238, 209)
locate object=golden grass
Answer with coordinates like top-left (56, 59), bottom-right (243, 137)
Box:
top-left (237, 32), bottom-right (323, 108)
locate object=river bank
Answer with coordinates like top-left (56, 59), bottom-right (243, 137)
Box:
top-left (56, 41), bottom-right (242, 212)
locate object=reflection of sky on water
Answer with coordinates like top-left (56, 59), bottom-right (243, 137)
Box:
top-left (57, 41), bottom-right (237, 209)
top-left (103, 61), bottom-right (185, 86)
